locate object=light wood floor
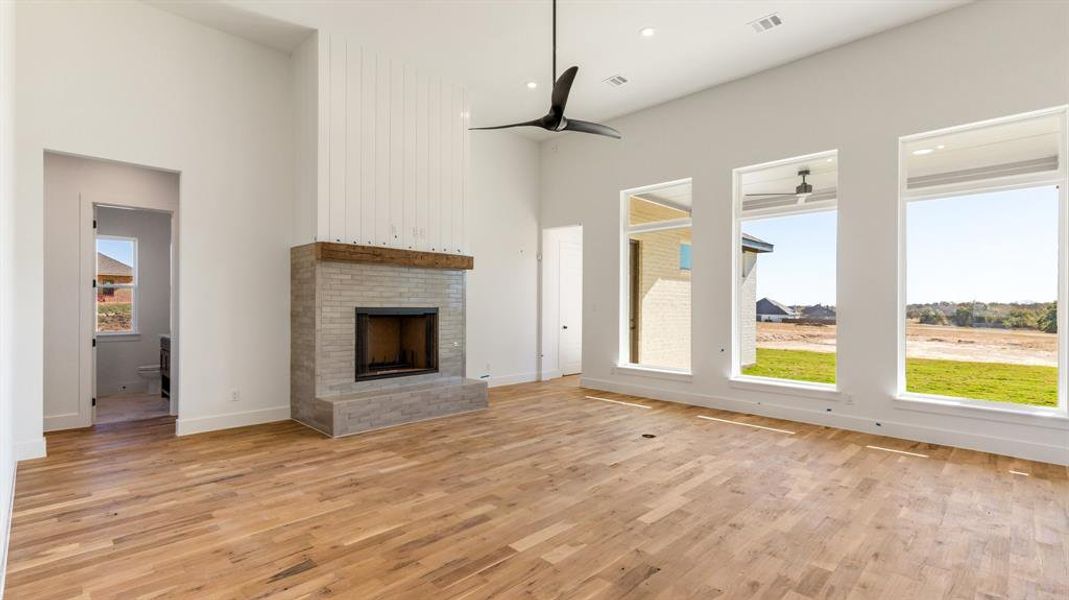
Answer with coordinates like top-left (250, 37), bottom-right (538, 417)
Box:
top-left (6, 377), bottom-right (1067, 599)
top-left (94, 392), bottom-right (170, 424)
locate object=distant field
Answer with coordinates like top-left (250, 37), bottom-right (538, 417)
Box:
top-left (742, 348), bottom-right (1058, 407)
top-left (756, 321), bottom-right (1057, 366)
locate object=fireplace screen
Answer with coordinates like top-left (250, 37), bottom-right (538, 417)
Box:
top-left (355, 307), bottom-right (439, 381)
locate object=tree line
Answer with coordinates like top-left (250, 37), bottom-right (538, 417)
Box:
top-left (908, 301), bottom-right (1057, 333)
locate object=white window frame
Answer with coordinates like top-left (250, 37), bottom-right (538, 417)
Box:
top-left (896, 106), bottom-right (1069, 419)
top-left (731, 150), bottom-right (840, 394)
top-left (618, 178), bottom-right (694, 376)
top-left (96, 234), bottom-right (139, 336)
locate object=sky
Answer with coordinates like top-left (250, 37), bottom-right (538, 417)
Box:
top-left (743, 211), bottom-right (837, 306)
top-left (97, 238), bottom-right (135, 267)
top-left (741, 185), bottom-right (1060, 307)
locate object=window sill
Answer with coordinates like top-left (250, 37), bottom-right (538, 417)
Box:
top-left (730, 375), bottom-right (841, 401)
top-left (614, 364), bottom-right (693, 382)
top-left (894, 393), bottom-right (1068, 430)
top-left (97, 332), bottom-right (140, 342)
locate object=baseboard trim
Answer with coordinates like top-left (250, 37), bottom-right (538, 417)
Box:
top-left (540, 369), bottom-right (563, 381)
top-left (43, 412), bottom-right (88, 432)
top-left (486, 372), bottom-right (539, 388)
top-left (14, 438), bottom-right (46, 462)
top-left (580, 376), bottom-right (1069, 466)
top-left (176, 405), bottom-right (291, 436)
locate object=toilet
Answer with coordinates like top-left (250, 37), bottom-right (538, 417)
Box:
top-left (138, 364), bottom-right (162, 396)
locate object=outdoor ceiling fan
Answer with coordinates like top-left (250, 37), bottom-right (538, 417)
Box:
top-left (744, 169), bottom-right (819, 204)
top-left (470, 0), bottom-right (621, 139)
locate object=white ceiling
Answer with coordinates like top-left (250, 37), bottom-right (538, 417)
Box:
top-left (153, 0), bottom-right (968, 139)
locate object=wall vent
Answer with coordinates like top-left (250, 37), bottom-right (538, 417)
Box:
top-left (603, 74), bottom-right (629, 88)
top-left (749, 13), bottom-right (783, 33)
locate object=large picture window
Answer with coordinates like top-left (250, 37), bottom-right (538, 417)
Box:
top-left (621, 180), bottom-right (692, 372)
top-left (733, 152), bottom-right (838, 387)
top-left (900, 108), bottom-right (1067, 412)
top-left (96, 236), bottom-right (138, 334)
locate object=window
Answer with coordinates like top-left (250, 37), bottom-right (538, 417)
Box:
top-left (900, 108), bottom-right (1067, 412)
top-left (679, 243), bottom-right (692, 271)
top-left (96, 236), bottom-right (137, 334)
top-left (733, 151), bottom-right (838, 387)
top-left (621, 179), bottom-right (692, 371)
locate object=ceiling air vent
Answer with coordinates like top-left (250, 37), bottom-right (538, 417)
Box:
top-left (604, 74), bottom-right (629, 88)
top-left (749, 13), bottom-right (783, 33)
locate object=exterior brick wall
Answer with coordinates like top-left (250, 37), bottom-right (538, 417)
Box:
top-left (630, 198), bottom-right (692, 370)
top-left (628, 197), bottom-right (759, 370)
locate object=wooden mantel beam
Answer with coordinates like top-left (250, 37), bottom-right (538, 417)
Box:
top-left (298, 242), bottom-right (474, 270)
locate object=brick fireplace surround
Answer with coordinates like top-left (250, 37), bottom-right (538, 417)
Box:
top-left (290, 243), bottom-right (488, 437)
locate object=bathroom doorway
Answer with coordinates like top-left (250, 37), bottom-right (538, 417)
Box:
top-left (42, 152), bottom-right (180, 431)
top-left (93, 205), bottom-right (173, 424)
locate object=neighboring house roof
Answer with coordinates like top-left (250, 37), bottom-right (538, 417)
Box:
top-left (756, 297), bottom-right (795, 316)
top-left (801, 304), bottom-right (837, 319)
top-left (741, 233), bottom-right (773, 254)
top-left (98, 253), bottom-right (133, 278)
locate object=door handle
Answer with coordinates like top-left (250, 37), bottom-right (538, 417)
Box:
top-left (562, 325), bottom-right (569, 330)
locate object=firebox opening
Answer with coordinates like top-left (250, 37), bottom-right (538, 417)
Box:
top-left (356, 307), bottom-right (439, 381)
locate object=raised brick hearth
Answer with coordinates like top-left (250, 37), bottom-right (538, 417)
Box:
top-left (290, 243), bottom-right (487, 437)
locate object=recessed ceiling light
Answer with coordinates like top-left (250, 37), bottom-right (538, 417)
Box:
top-left (525, 81), bottom-right (538, 89)
top-left (936, 144), bottom-right (946, 149)
top-left (912, 148), bottom-right (935, 156)
top-left (640, 27), bottom-right (656, 37)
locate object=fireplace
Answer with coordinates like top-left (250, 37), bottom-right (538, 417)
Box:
top-left (355, 307), bottom-right (439, 381)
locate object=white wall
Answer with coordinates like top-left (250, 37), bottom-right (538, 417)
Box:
top-left (294, 32), bottom-right (472, 254)
top-left (540, 0), bottom-right (1069, 465)
top-left (16, 1), bottom-right (294, 442)
top-left (0, 0), bottom-right (16, 591)
top-left (466, 133), bottom-right (541, 387)
top-left (95, 206), bottom-right (172, 396)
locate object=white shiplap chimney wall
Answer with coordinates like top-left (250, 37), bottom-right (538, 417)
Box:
top-left (293, 32), bottom-right (471, 255)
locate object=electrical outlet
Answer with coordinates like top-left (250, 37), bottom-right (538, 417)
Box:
top-left (231, 389), bottom-right (240, 402)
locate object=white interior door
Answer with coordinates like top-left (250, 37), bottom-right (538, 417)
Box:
top-left (558, 239), bottom-right (583, 375)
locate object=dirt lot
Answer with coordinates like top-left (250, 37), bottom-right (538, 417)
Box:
top-left (757, 321), bottom-right (1058, 367)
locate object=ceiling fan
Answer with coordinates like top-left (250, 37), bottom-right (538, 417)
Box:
top-left (470, 0), bottom-right (621, 139)
top-left (744, 169), bottom-right (821, 204)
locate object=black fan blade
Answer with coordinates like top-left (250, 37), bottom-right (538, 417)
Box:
top-left (562, 118), bottom-right (621, 139)
top-left (470, 118), bottom-right (547, 131)
top-left (550, 66), bottom-right (579, 116)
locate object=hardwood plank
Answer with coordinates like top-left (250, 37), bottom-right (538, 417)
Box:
top-left (6, 377), bottom-right (1067, 599)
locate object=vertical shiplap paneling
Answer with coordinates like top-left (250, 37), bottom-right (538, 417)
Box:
top-left (403, 64), bottom-right (418, 249)
top-left (328, 34), bottom-right (347, 243)
top-left (375, 54), bottom-right (391, 246)
top-left (439, 81), bottom-right (455, 253)
top-left (314, 35), bottom-right (471, 254)
top-left (315, 34), bottom-right (331, 241)
top-left (416, 72), bottom-right (429, 251)
top-left (344, 43), bottom-right (362, 243)
top-left (389, 59), bottom-right (404, 247)
top-left (427, 77), bottom-right (441, 252)
top-left (460, 88), bottom-right (471, 254)
top-left (360, 49), bottom-right (377, 245)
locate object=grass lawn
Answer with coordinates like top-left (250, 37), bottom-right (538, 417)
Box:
top-left (742, 348), bottom-right (1058, 407)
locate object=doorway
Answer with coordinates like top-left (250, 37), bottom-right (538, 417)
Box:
top-left (42, 152), bottom-right (179, 432)
top-left (541, 225), bottom-right (583, 379)
top-left (93, 205), bottom-right (173, 424)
